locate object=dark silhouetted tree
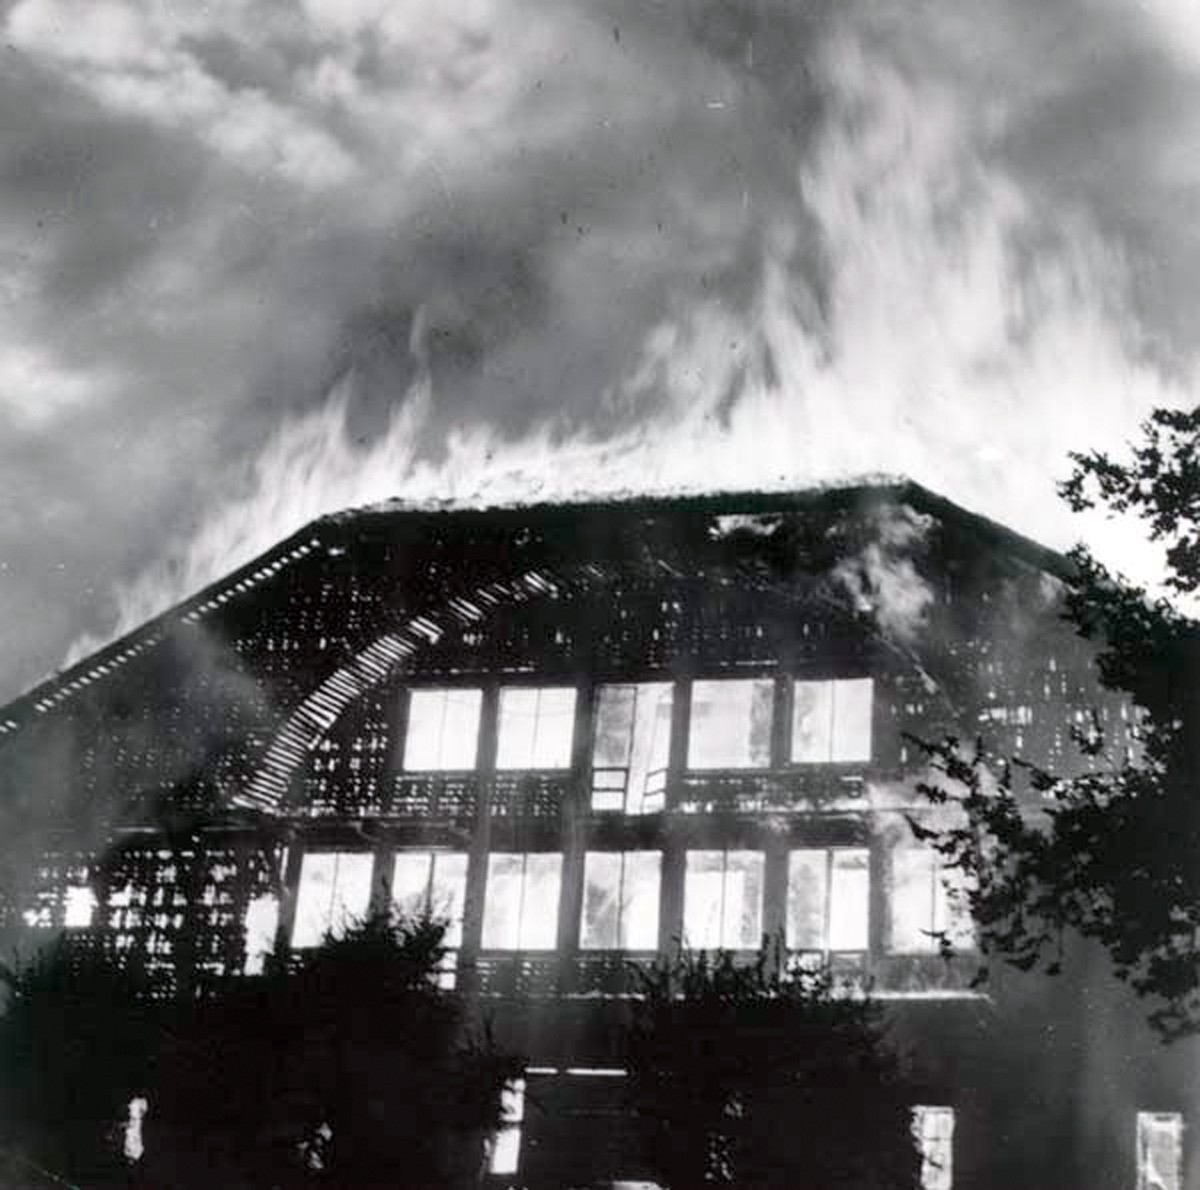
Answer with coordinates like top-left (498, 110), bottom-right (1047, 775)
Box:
top-left (623, 943), bottom-right (922, 1190)
top-left (915, 406), bottom-right (1200, 1039)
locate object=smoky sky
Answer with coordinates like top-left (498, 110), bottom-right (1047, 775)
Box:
top-left (2, 0), bottom-right (1200, 702)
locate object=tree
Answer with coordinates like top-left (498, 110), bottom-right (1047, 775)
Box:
top-left (623, 943), bottom-right (922, 1190)
top-left (915, 406), bottom-right (1200, 1039)
top-left (0, 913), bottom-right (521, 1188)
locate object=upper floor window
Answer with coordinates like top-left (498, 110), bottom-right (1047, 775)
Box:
top-left (580, 851), bottom-right (661, 950)
top-left (912, 1105), bottom-right (955, 1190)
top-left (889, 848), bottom-right (974, 953)
top-left (291, 851), bottom-right (373, 949)
top-left (391, 851), bottom-right (468, 947)
top-left (1137, 1111), bottom-right (1183, 1190)
top-left (592, 682), bottom-right (673, 812)
top-left (481, 852), bottom-right (563, 950)
top-left (402, 688), bottom-right (482, 770)
top-left (792, 678), bottom-right (873, 764)
top-left (687, 679), bottom-right (774, 769)
top-left (684, 849), bottom-right (764, 950)
top-left (496, 687), bottom-right (576, 770)
top-left (787, 848), bottom-right (870, 952)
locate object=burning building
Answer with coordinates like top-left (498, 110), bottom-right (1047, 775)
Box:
top-left (0, 480), bottom-right (1196, 1189)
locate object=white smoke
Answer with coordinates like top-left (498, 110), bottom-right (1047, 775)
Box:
top-left (68, 25), bottom-right (1192, 661)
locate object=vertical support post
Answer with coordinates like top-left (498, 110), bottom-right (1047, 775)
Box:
top-left (460, 682), bottom-right (499, 988)
top-left (556, 680), bottom-right (594, 992)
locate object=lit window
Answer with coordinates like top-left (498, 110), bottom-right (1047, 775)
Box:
top-left (403, 688), bottom-right (482, 770)
top-left (482, 853), bottom-right (563, 950)
top-left (889, 848), bottom-right (974, 953)
top-left (592, 683), bottom-right (673, 812)
top-left (63, 885), bottom-right (97, 928)
top-left (243, 894), bottom-right (279, 975)
top-left (687, 679), bottom-right (774, 769)
top-left (787, 848), bottom-right (870, 951)
top-left (497, 687), bottom-right (577, 770)
top-left (489, 1077), bottom-right (526, 1175)
top-left (1137, 1112), bottom-right (1183, 1190)
top-left (291, 852), bottom-right (374, 949)
top-left (684, 850), bottom-right (764, 950)
top-left (912, 1106), bottom-right (954, 1190)
top-left (123, 1096), bottom-right (148, 1164)
top-left (792, 678), bottom-right (873, 763)
top-left (581, 851), bottom-right (661, 950)
top-left (391, 851), bottom-right (468, 946)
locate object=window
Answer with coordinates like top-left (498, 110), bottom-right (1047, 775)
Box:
top-left (684, 850), bottom-right (764, 949)
top-left (889, 848), bottom-right (974, 953)
top-left (497, 686), bottom-right (576, 769)
top-left (792, 678), bottom-right (873, 763)
top-left (687, 679), bottom-right (774, 769)
top-left (291, 852), bottom-right (373, 949)
top-left (482, 853), bottom-right (563, 949)
top-left (403, 688), bottom-right (482, 770)
top-left (581, 851), bottom-right (661, 950)
top-left (489, 1077), bottom-right (526, 1175)
top-left (787, 848), bottom-right (870, 951)
top-left (912, 1106), bottom-right (954, 1190)
top-left (1137, 1112), bottom-right (1183, 1190)
top-left (63, 885), bottom-right (98, 928)
top-left (391, 851), bottom-right (468, 946)
top-left (243, 893), bottom-right (279, 975)
top-left (592, 682), bottom-right (673, 812)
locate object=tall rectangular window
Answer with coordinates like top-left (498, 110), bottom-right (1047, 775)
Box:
top-left (482, 853), bottom-right (563, 950)
top-left (497, 687), bottom-right (577, 769)
top-left (391, 852), bottom-right (468, 946)
top-left (684, 850), bottom-right (764, 949)
top-left (792, 678), bottom-right (873, 763)
top-left (291, 852), bottom-right (374, 949)
top-left (687, 679), bottom-right (774, 769)
top-left (592, 682), bottom-right (673, 813)
top-left (403, 688), bottom-right (483, 770)
top-left (787, 848), bottom-right (870, 951)
top-left (912, 1106), bottom-right (954, 1190)
top-left (1137, 1112), bottom-right (1183, 1190)
top-left (889, 848), bottom-right (974, 953)
top-left (581, 851), bottom-right (661, 950)
top-left (489, 1077), bottom-right (526, 1176)
top-left (243, 894), bottom-right (280, 975)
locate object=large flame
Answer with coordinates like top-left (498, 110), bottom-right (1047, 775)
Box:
top-left (66, 27), bottom-right (1189, 664)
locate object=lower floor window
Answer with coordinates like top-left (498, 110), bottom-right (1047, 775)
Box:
top-left (580, 851), bottom-right (661, 950)
top-left (912, 1105), bottom-right (954, 1190)
top-left (489, 1077), bottom-right (526, 1176)
top-left (291, 852), bottom-right (373, 949)
top-left (684, 850), bottom-right (764, 950)
top-left (1138, 1111), bottom-right (1183, 1190)
top-left (787, 848), bottom-right (869, 952)
top-left (482, 853), bottom-right (563, 950)
top-left (890, 848), bottom-right (974, 953)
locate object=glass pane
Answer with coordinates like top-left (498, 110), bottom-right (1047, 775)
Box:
top-left (405, 689), bottom-right (482, 770)
top-left (1138, 1112), bottom-right (1182, 1190)
top-left (688, 680), bottom-right (774, 769)
top-left (621, 851), bottom-right (662, 950)
top-left (684, 851), bottom-right (726, 949)
top-left (792, 680), bottom-right (834, 762)
top-left (391, 852), bottom-right (434, 919)
top-left (532, 687), bottom-right (576, 768)
top-left (496, 689), bottom-right (539, 769)
top-left (243, 894), bottom-right (279, 975)
top-left (831, 678), bottom-right (873, 763)
top-left (787, 850), bottom-right (827, 949)
top-left (724, 851), bottom-right (764, 948)
top-left (482, 854), bottom-right (525, 949)
top-left (292, 852), bottom-right (373, 949)
top-left (912, 1107), bottom-right (955, 1190)
top-left (932, 862), bottom-right (975, 949)
top-left (519, 853), bottom-right (563, 949)
top-left (593, 686), bottom-right (635, 769)
top-left (890, 849), bottom-right (937, 952)
top-left (829, 849), bottom-right (870, 950)
top-left (430, 853), bottom-right (468, 948)
top-left (629, 683), bottom-right (673, 812)
top-left (581, 852), bottom-right (622, 949)
top-left (63, 885), bottom-right (97, 928)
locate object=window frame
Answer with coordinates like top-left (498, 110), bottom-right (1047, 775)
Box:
top-left (912, 1105), bottom-right (955, 1190)
top-left (887, 846), bottom-right (975, 955)
top-left (590, 681), bottom-right (674, 813)
top-left (683, 848), bottom-right (765, 951)
top-left (495, 685), bottom-right (578, 772)
top-left (790, 676), bottom-right (874, 765)
top-left (786, 846), bottom-right (871, 953)
top-left (290, 850), bottom-right (375, 950)
top-left (579, 849), bottom-right (662, 951)
top-left (686, 677), bottom-right (776, 771)
top-left (481, 851), bottom-right (564, 951)
top-left (400, 686), bottom-right (484, 772)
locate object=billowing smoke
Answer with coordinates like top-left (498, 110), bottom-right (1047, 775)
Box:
top-left (64, 14), bottom-right (1192, 664)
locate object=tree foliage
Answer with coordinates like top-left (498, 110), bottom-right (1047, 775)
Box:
top-left (623, 943), bottom-right (922, 1190)
top-left (917, 406), bottom-right (1200, 1039)
top-left (0, 912), bottom-right (520, 1188)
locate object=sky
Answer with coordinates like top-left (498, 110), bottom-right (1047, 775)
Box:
top-left (1, 0), bottom-right (1199, 703)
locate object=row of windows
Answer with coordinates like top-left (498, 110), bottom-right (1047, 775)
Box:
top-left (287, 843), bottom-right (972, 959)
top-left (400, 677), bottom-right (873, 806)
